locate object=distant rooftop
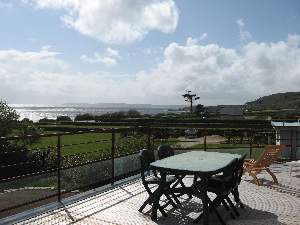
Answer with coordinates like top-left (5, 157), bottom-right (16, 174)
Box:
top-left (271, 121), bottom-right (300, 127)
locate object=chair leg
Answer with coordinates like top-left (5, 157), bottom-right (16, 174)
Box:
top-left (195, 195), bottom-right (227, 225)
top-left (265, 168), bottom-right (279, 184)
top-left (222, 199), bottom-right (236, 219)
top-left (139, 197), bottom-right (151, 212)
top-left (171, 193), bottom-right (181, 205)
top-left (232, 188), bottom-right (244, 209)
top-left (158, 206), bottom-right (168, 217)
top-left (209, 196), bottom-right (227, 225)
top-left (248, 171), bottom-right (261, 186)
top-left (211, 206), bottom-right (227, 225)
top-left (165, 193), bottom-right (178, 208)
top-left (225, 196), bottom-right (240, 217)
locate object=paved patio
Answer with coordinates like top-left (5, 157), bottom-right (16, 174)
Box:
top-left (7, 163), bottom-right (300, 225)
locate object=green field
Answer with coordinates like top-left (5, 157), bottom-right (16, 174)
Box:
top-left (29, 131), bottom-right (264, 160)
top-left (29, 132), bottom-right (114, 156)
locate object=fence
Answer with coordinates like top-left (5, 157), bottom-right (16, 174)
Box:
top-left (0, 121), bottom-right (275, 218)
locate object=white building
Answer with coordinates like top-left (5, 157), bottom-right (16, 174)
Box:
top-left (271, 121), bottom-right (300, 160)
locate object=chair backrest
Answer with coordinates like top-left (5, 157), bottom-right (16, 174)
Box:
top-left (223, 158), bottom-right (238, 177)
top-left (235, 154), bottom-right (247, 186)
top-left (157, 144), bottom-right (174, 159)
top-left (222, 158), bottom-right (239, 190)
top-left (139, 149), bottom-right (155, 178)
top-left (253, 145), bottom-right (284, 168)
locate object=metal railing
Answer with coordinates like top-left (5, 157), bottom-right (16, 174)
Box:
top-left (0, 122), bottom-right (274, 218)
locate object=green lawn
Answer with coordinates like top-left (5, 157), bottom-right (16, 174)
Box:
top-left (29, 133), bottom-right (115, 156)
top-left (39, 124), bottom-right (129, 129)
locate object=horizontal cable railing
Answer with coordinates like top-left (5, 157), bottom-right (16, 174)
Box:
top-left (0, 122), bottom-right (279, 218)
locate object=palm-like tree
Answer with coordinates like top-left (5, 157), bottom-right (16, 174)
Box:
top-left (182, 90), bottom-right (200, 113)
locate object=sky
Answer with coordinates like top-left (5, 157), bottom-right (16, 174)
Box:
top-left (0, 0), bottom-right (300, 106)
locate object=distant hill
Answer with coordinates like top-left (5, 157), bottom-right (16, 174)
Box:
top-left (245, 92), bottom-right (300, 111)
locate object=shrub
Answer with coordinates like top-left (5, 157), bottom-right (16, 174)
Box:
top-left (0, 100), bottom-right (43, 179)
top-left (74, 114), bottom-right (95, 121)
top-left (0, 100), bottom-right (19, 137)
top-left (127, 109), bottom-right (141, 118)
top-left (57, 115), bottom-right (72, 122)
top-left (39, 117), bottom-right (56, 123)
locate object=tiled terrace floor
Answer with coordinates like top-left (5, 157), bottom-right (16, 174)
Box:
top-left (10, 163), bottom-right (300, 225)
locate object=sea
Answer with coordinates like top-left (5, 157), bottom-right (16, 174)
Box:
top-left (10, 104), bottom-right (183, 122)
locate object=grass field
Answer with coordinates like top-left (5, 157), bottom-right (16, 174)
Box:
top-left (29, 133), bottom-right (114, 155)
top-left (29, 131), bottom-right (264, 160)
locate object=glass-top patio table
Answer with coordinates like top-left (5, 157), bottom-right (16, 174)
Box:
top-left (150, 151), bottom-right (241, 225)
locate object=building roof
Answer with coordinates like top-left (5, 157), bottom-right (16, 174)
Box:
top-left (219, 106), bottom-right (243, 116)
top-left (271, 121), bottom-right (300, 127)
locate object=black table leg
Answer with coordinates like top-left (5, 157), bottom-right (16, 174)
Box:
top-left (193, 177), bottom-right (209, 225)
top-left (201, 190), bottom-right (209, 225)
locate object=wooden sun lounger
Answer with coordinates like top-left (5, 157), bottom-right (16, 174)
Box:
top-left (243, 145), bottom-right (284, 186)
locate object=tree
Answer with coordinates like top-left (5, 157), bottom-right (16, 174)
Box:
top-left (57, 115), bottom-right (72, 122)
top-left (0, 100), bottom-right (19, 137)
top-left (194, 104), bottom-right (204, 116)
top-left (127, 109), bottom-right (141, 118)
top-left (182, 90), bottom-right (200, 113)
top-left (0, 100), bottom-right (42, 179)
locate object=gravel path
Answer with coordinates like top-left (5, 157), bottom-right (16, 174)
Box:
top-left (177, 135), bottom-right (225, 148)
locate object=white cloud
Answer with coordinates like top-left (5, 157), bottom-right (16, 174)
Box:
top-left (1, 35), bottom-right (300, 105)
top-left (0, 1), bottom-right (12, 9)
top-left (186, 37), bottom-right (199, 46)
top-left (106, 48), bottom-right (120, 58)
top-left (200, 33), bottom-right (208, 41)
top-left (80, 48), bottom-right (120, 66)
top-left (26, 0), bottom-right (179, 44)
top-left (186, 33), bottom-right (208, 46)
top-left (236, 18), bottom-right (252, 42)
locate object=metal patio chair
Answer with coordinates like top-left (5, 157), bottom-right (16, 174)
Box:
top-left (194, 158), bottom-right (239, 225)
top-left (138, 149), bottom-right (178, 215)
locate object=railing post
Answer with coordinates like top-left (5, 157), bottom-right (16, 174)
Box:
top-left (147, 126), bottom-right (151, 150)
top-left (57, 134), bottom-right (61, 202)
top-left (111, 129), bottom-right (115, 186)
top-left (204, 134), bottom-right (207, 151)
top-left (290, 128), bottom-right (293, 160)
top-left (249, 131), bottom-right (253, 159)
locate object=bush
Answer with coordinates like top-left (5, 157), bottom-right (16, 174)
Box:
top-left (57, 115), bottom-right (72, 122)
top-left (127, 109), bottom-right (141, 118)
top-left (0, 100), bottom-right (43, 179)
top-left (0, 100), bottom-right (19, 137)
top-left (39, 117), bottom-right (56, 123)
top-left (74, 114), bottom-right (95, 121)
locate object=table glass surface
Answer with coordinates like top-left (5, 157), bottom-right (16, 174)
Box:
top-left (150, 151), bottom-right (241, 175)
